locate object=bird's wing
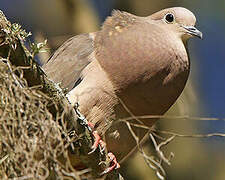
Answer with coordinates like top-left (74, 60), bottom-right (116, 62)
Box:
top-left (42, 33), bottom-right (95, 92)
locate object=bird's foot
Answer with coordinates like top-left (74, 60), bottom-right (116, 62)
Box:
top-left (88, 127), bottom-right (120, 174)
top-left (74, 103), bottom-right (120, 174)
top-left (100, 152), bottom-right (120, 175)
top-left (74, 103), bottom-right (105, 154)
top-left (88, 130), bottom-right (106, 154)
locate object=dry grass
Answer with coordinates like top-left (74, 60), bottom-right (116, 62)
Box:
top-left (0, 63), bottom-right (72, 179)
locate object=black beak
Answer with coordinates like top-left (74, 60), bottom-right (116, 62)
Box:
top-left (182, 25), bottom-right (203, 39)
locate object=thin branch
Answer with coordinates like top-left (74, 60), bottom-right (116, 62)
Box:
top-left (119, 115), bottom-right (225, 121)
top-left (125, 121), bottom-right (225, 138)
top-left (153, 129), bottom-right (225, 138)
top-left (9, 175), bottom-right (34, 180)
top-left (125, 121), bottom-right (167, 180)
top-left (118, 97), bottom-right (145, 125)
top-left (123, 118), bottom-right (225, 180)
top-left (0, 154), bottom-right (8, 164)
top-left (149, 133), bottom-right (175, 166)
top-left (61, 169), bottom-right (80, 180)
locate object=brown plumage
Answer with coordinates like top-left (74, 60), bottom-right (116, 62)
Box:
top-left (43, 7), bottom-right (202, 160)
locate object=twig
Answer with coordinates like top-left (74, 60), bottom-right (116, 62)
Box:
top-left (61, 169), bottom-right (80, 180)
top-left (76, 168), bottom-right (92, 176)
top-left (153, 129), bottom-right (225, 138)
top-left (119, 115), bottom-right (225, 121)
top-left (149, 133), bottom-right (175, 166)
top-left (9, 175), bottom-right (34, 180)
top-left (123, 117), bottom-right (225, 180)
top-left (125, 121), bottom-right (225, 138)
top-left (118, 97), bottom-right (145, 125)
top-left (0, 154), bottom-right (8, 164)
top-left (125, 121), bottom-right (167, 180)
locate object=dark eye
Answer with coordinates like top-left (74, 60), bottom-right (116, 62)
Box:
top-left (165, 13), bottom-right (175, 23)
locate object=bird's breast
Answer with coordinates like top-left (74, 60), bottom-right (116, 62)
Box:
top-left (113, 61), bottom-right (190, 122)
top-left (95, 21), bottom-right (190, 126)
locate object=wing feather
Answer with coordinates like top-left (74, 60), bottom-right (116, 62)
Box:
top-left (43, 33), bottom-right (95, 91)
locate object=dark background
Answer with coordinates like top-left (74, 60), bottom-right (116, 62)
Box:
top-left (1, 0), bottom-right (224, 179)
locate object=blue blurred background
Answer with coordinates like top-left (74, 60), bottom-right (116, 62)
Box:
top-left (1, 0), bottom-right (224, 179)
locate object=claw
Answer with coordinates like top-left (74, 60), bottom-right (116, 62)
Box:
top-left (74, 104), bottom-right (119, 174)
top-left (88, 131), bottom-right (106, 154)
top-left (100, 152), bottom-right (120, 175)
top-left (99, 140), bottom-right (106, 154)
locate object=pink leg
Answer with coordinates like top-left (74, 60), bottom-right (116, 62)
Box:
top-left (100, 152), bottom-right (120, 175)
top-left (87, 122), bottom-right (120, 174)
top-left (88, 130), bottom-right (106, 154)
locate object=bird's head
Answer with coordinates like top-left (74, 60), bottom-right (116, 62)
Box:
top-left (149, 7), bottom-right (203, 42)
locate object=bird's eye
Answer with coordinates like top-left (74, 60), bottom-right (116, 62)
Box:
top-left (165, 13), bottom-right (175, 23)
